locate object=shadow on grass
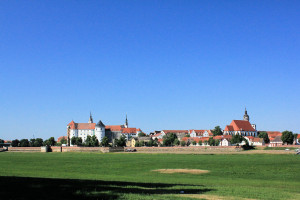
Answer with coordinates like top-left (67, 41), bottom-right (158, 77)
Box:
top-left (0, 176), bottom-right (213, 200)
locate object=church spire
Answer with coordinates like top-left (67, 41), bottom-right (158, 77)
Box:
top-left (243, 107), bottom-right (249, 121)
top-left (89, 112), bottom-right (93, 123)
top-left (125, 114), bottom-right (128, 128)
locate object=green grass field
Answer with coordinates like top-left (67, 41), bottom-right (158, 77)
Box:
top-left (0, 152), bottom-right (299, 200)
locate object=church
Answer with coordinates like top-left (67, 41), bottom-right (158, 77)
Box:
top-left (223, 109), bottom-right (258, 137)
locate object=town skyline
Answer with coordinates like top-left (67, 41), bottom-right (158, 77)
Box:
top-left (1, 1), bottom-right (300, 140)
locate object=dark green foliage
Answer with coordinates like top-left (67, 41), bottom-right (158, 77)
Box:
top-left (173, 139), bottom-right (180, 146)
top-left (231, 135), bottom-right (243, 144)
top-left (44, 137), bottom-right (56, 146)
top-left (34, 138), bottom-right (44, 147)
top-left (180, 140), bottom-right (186, 146)
top-left (101, 136), bottom-right (109, 147)
top-left (115, 135), bottom-right (126, 147)
top-left (11, 139), bottom-right (20, 147)
top-left (60, 137), bottom-right (67, 144)
top-left (258, 131), bottom-right (270, 143)
top-left (147, 138), bottom-right (158, 147)
top-left (163, 133), bottom-right (177, 147)
top-left (70, 137), bottom-right (82, 146)
top-left (138, 132), bottom-right (146, 137)
top-left (20, 139), bottom-right (30, 147)
top-left (0, 139), bottom-right (4, 143)
top-left (185, 134), bottom-right (190, 137)
top-left (29, 139), bottom-right (35, 147)
top-left (281, 131), bottom-right (294, 144)
top-left (198, 140), bottom-right (202, 146)
top-left (83, 135), bottom-right (99, 147)
top-left (192, 140), bottom-right (197, 145)
top-left (212, 126), bottom-right (223, 136)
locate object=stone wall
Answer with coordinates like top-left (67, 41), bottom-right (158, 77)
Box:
top-left (124, 146), bottom-right (242, 153)
top-left (7, 147), bottom-right (41, 152)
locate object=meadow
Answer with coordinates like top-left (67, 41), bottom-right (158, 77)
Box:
top-left (0, 152), bottom-right (299, 200)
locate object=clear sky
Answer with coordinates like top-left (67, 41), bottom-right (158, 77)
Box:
top-left (1, 0), bottom-right (299, 140)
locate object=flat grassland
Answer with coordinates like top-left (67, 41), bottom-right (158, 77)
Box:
top-left (0, 152), bottom-right (299, 200)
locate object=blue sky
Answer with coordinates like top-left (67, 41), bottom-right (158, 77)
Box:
top-left (1, 0), bottom-right (299, 140)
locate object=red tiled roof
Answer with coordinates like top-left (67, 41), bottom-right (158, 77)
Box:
top-left (122, 128), bottom-right (137, 134)
top-left (190, 130), bottom-right (213, 136)
top-left (265, 131), bottom-right (282, 139)
top-left (152, 133), bottom-right (162, 137)
top-left (224, 125), bottom-right (234, 131)
top-left (297, 134), bottom-right (300, 139)
top-left (213, 135), bottom-right (232, 140)
top-left (182, 137), bottom-right (211, 142)
top-left (163, 130), bottom-right (189, 134)
top-left (57, 136), bottom-right (67, 143)
top-left (228, 120), bottom-right (256, 132)
top-left (105, 125), bottom-right (123, 131)
top-left (137, 128), bottom-right (141, 132)
top-left (68, 121), bottom-right (96, 130)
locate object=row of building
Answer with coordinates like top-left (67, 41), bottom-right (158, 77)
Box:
top-left (65, 109), bottom-right (299, 147)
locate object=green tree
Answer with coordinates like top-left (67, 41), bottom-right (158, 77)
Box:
top-left (138, 132), bottom-right (146, 137)
top-left (91, 135), bottom-right (99, 147)
top-left (180, 140), bottom-right (186, 146)
top-left (163, 133), bottom-right (177, 147)
top-left (231, 135), bottom-right (243, 144)
top-left (258, 131), bottom-right (270, 143)
top-left (212, 126), bottom-right (223, 136)
top-left (84, 135), bottom-right (93, 146)
top-left (215, 139), bottom-right (220, 146)
top-left (173, 138), bottom-right (180, 146)
top-left (29, 139), bottom-right (35, 147)
top-left (208, 137), bottom-right (215, 146)
top-left (76, 137), bottom-right (82, 146)
top-left (20, 139), bottom-right (30, 147)
top-left (192, 140), bottom-right (197, 146)
top-left (281, 131), bottom-right (294, 145)
top-left (147, 138), bottom-right (158, 147)
top-left (0, 139), bottom-right (4, 143)
top-left (33, 138), bottom-right (43, 147)
top-left (44, 137), bottom-right (56, 146)
top-left (198, 140), bottom-right (203, 146)
top-left (101, 136), bottom-right (109, 147)
top-left (11, 139), bottom-right (20, 147)
top-left (60, 137), bottom-right (67, 144)
top-left (71, 136), bottom-right (77, 146)
top-left (115, 135), bottom-right (126, 147)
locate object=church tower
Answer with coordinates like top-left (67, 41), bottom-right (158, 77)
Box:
top-left (243, 108), bottom-right (249, 121)
top-left (124, 114), bottom-right (128, 128)
top-left (88, 112), bottom-right (93, 123)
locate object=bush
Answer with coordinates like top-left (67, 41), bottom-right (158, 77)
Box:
top-left (198, 140), bottom-right (203, 146)
top-left (101, 136), bottom-right (109, 147)
top-left (163, 133), bottom-right (177, 147)
top-left (180, 140), bottom-right (186, 146)
top-left (192, 140), bottom-right (197, 146)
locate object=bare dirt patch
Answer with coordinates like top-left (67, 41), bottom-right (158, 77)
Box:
top-left (152, 169), bottom-right (210, 174)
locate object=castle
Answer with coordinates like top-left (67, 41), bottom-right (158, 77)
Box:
top-left (67, 114), bottom-right (142, 146)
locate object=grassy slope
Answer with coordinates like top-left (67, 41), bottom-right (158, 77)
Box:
top-left (0, 152), bottom-right (299, 200)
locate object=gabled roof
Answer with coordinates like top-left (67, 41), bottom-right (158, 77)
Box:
top-left (96, 120), bottom-right (105, 127)
top-left (213, 135), bottom-right (232, 140)
top-left (252, 138), bottom-right (264, 143)
top-left (122, 128), bottom-right (137, 134)
top-left (264, 131), bottom-right (282, 139)
top-left (224, 125), bottom-right (234, 131)
top-left (270, 135), bottom-right (282, 143)
top-left (68, 121), bottom-right (96, 130)
top-left (152, 132), bottom-right (162, 137)
top-left (189, 130), bottom-right (213, 136)
top-left (105, 125), bottom-right (123, 131)
top-left (228, 120), bottom-right (256, 132)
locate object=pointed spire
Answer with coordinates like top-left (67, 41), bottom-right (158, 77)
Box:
top-left (125, 114), bottom-right (128, 128)
top-left (89, 112), bottom-right (93, 123)
top-left (243, 107), bottom-right (249, 121)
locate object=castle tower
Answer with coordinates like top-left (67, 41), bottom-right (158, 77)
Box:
top-left (124, 114), bottom-right (128, 128)
top-left (243, 108), bottom-right (249, 121)
top-left (88, 112), bottom-right (93, 123)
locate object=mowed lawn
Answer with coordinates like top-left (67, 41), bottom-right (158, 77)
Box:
top-left (0, 152), bottom-right (299, 200)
